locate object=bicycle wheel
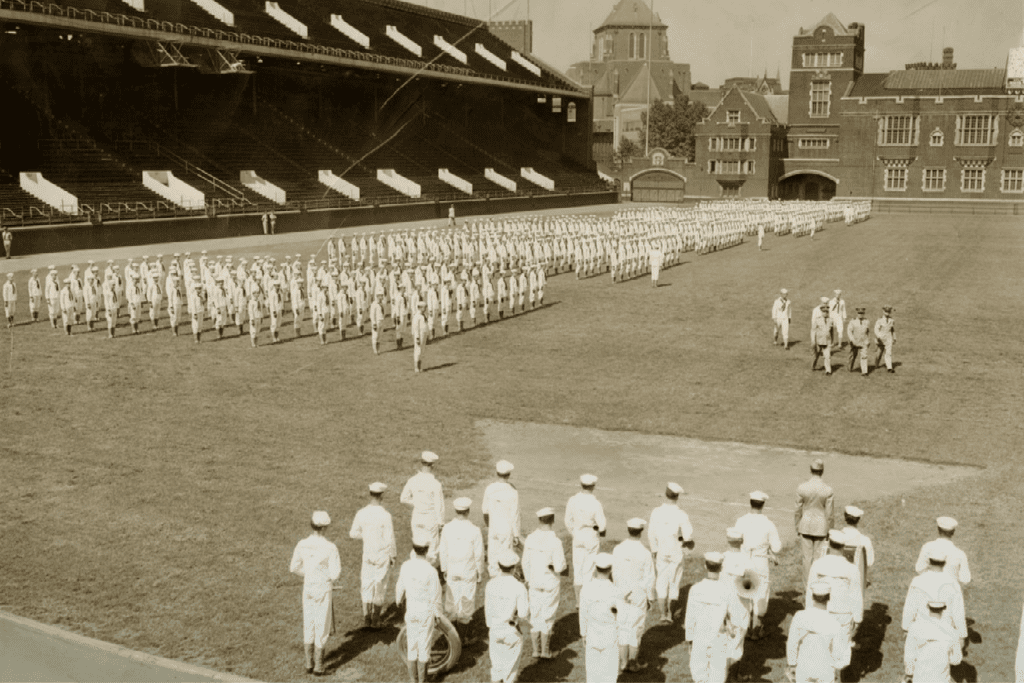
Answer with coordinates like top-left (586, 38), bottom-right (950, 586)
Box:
top-left (395, 614), bottom-right (462, 676)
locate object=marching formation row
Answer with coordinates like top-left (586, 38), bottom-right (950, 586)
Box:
top-left (292, 455), bottom-right (984, 683)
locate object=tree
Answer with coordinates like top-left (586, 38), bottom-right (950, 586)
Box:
top-left (613, 137), bottom-right (641, 166)
top-left (640, 98), bottom-right (708, 162)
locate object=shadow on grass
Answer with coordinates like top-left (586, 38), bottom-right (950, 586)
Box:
top-left (423, 362), bottom-right (457, 373)
top-left (444, 608), bottom-right (489, 676)
top-left (842, 601), bottom-right (890, 683)
top-left (625, 584), bottom-right (691, 682)
top-left (736, 589), bottom-right (803, 682)
top-left (325, 622), bottom-right (400, 674)
top-left (518, 612), bottom-right (581, 682)
top-left (952, 660), bottom-right (978, 683)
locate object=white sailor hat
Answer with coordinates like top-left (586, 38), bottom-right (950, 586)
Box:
top-left (827, 529), bottom-right (847, 546)
top-left (173, 253), bottom-right (180, 257)
top-left (595, 552), bottom-right (614, 570)
top-left (936, 516), bottom-right (958, 531)
top-left (201, 250), bottom-right (208, 255)
top-left (453, 497), bottom-right (472, 512)
top-left (626, 518), bottom-right (646, 531)
top-left (844, 506), bottom-right (864, 519)
top-left (30, 268), bottom-right (37, 274)
top-left (311, 510), bottom-right (331, 526)
top-left (749, 490), bottom-right (768, 503)
top-left (156, 254), bottom-right (163, 258)
top-left (726, 527), bottom-right (743, 542)
top-left (47, 265), bottom-right (55, 270)
top-left (666, 482), bottom-right (683, 496)
top-left (495, 460), bottom-right (514, 475)
top-left (780, 288), bottom-right (788, 295)
top-left (811, 458), bottom-right (825, 472)
top-left (580, 474), bottom-right (598, 487)
top-left (703, 551), bottom-right (724, 567)
top-left (819, 296), bottom-right (829, 304)
top-left (421, 450), bottom-right (439, 464)
top-left (5, 273), bottom-right (12, 279)
top-left (834, 289), bottom-right (842, 295)
top-left (810, 581), bottom-right (831, 599)
top-left (498, 550), bottom-right (519, 568)
top-left (536, 507), bottom-right (555, 518)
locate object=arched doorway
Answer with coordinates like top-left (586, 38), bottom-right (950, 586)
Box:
top-left (778, 171), bottom-right (838, 201)
top-left (630, 170), bottom-right (686, 203)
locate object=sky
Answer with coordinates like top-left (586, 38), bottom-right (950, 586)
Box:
top-left (407, 0), bottom-right (1024, 89)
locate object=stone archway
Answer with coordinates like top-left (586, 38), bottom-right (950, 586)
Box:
top-left (778, 171), bottom-right (838, 201)
top-left (629, 169), bottom-right (687, 203)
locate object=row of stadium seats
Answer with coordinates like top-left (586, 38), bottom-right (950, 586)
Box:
top-left (46, 0), bottom-right (560, 88)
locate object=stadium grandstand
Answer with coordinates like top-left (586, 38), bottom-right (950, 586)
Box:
top-left (0, 0), bottom-right (611, 240)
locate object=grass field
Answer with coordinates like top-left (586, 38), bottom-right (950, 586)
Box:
top-left (0, 208), bottom-right (1022, 682)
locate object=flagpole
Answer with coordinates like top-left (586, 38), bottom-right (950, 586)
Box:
top-left (645, 0), bottom-right (653, 157)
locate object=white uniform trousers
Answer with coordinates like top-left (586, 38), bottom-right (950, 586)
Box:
top-left (360, 558), bottom-right (391, 606)
top-left (488, 624), bottom-right (523, 683)
top-left (572, 529), bottom-right (600, 587)
top-left (689, 635), bottom-right (729, 683)
top-left (585, 641), bottom-right (619, 683)
top-left (655, 554), bottom-right (684, 600)
top-left (302, 586), bottom-right (334, 649)
top-left (444, 577), bottom-right (477, 624)
top-left (528, 586), bottom-right (559, 633)
top-left (405, 610), bottom-right (434, 662)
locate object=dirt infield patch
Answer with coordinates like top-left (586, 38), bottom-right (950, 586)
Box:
top-left (455, 420), bottom-right (979, 551)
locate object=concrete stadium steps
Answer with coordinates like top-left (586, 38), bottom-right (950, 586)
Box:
top-left (29, 142), bottom-right (166, 210)
top-left (113, 144), bottom-right (241, 202)
top-left (0, 169), bottom-right (51, 220)
top-left (54, 0), bottom-right (147, 20)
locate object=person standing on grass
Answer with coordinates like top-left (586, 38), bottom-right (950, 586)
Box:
top-left (772, 289), bottom-right (791, 349)
top-left (45, 265), bottom-right (59, 328)
top-left (829, 290), bottom-right (847, 349)
top-left (401, 451), bottom-right (445, 566)
top-left (411, 300), bottom-right (428, 373)
top-left (289, 510), bottom-right (342, 676)
top-left (485, 550), bottom-right (529, 683)
top-left (805, 530), bottom-right (862, 670)
top-left (874, 306), bottom-right (896, 374)
top-left (396, 538), bottom-right (442, 683)
top-left (915, 517), bottom-right (971, 587)
top-left (612, 518), bottom-right (656, 674)
top-left (59, 276), bottom-right (75, 335)
top-left (369, 293), bottom-right (385, 354)
top-left (720, 528), bottom-right (752, 675)
top-left (2, 226), bottom-right (12, 259)
top-left (27, 268), bottom-right (41, 323)
top-left (795, 459), bottom-right (834, 583)
top-left (787, 582), bottom-right (847, 683)
top-left (438, 497), bottom-right (485, 644)
top-left (521, 506), bottom-right (566, 660)
top-left (846, 308), bottom-right (871, 375)
top-left (757, 222), bottom-right (765, 251)
top-left (269, 211), bottom-right (277, 235)
top-left (579, 553), bottom-right (626, 683)
top-left (349, 482), bottom-right (396, 630)
top-left (565, 474), bottom-right (607, 607)
top-left (902, 600), bottom-right (961, 683)
top-left (839, 506), bottom-right (874, 597)
top-left (811, 304), bottom-right (834, 374)
top-left (649, 241), bottom-right (664, 288)
top-left (734, 491), bottom-right (781, 640)
top-left (482, 460), bottom-right (521, 578)
top-left (903, 548), bottom-right (967, 651)
top-left (2, 273), bottom-right (16, 328)
top-left (648, 482), bottom-right (694, 624)
top-left (685, 552), bottom-right (745, 683)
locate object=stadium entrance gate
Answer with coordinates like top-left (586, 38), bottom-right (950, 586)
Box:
top-left (630, 170), bottom-right (686, 202)
top-left (778, 172), bottom-right (837, 201)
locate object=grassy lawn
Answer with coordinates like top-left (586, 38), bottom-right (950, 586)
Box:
top-left (0, 209), bottom-right (1021, 682)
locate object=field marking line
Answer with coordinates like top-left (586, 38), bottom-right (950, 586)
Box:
top-left (0, 610), bottom-right (259, 682)
top-left (515, 477), bottom-right (789, 512)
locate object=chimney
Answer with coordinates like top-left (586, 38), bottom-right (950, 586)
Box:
top-left (943, 47), bottom-right (954, 68)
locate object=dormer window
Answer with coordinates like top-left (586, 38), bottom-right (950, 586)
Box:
top-left (930, 129), bottom-right (944, 147)
top-left (1010, 129), bottom-right (1024, 147)
top-left (726, 110), bottom-right (740, 124)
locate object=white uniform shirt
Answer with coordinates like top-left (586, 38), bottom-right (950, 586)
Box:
top-left (349, 505), bottom-right (396, 566)
top-left (734, 513), bottom-right (782, 564)
top-left (806, 554), bottom-right (863, 622)
top-left (438, 517), bottom-right (485, 582)
top-left (482, 480), bottom-right (521, 542)
top-left (685, 578), bottom-right (744, 645)
top-left (915, 538), bottom-right (970, 585)
top-left (648, 503), bottom-right (693, 561)
top-left (612, 538), bottom-right (656, 602)
top-left (772, 297), bottom-right (791, 321)
top-left (903, 571), bottom-right (966, 638)
top-left (521, 528), bottom-right (566, 591)
top-left (395, 555), bottom-right (442, 620)
top-left (578, 577), bottom-right (625, 649)
top-left (786, 608), bottom-right (848, 681)
top-left (485, 574), bottom-right (529, 631)
top-left (564, 492), bottom-right (607, 538)
top-left (904, 616), bottom-right (962, 682)
top-left (401, 471), bottom-right (445, 529)
top-left (289, 534), bottom-right (342, 599)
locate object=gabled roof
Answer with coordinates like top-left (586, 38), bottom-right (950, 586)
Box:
top-left (702, 86), bottom-right (779, 125)
top-left (762, 94), bottom-right (789, 124)
top-left (799, 12), bottom-right (855, 37)
top-left (597, 0), bottom-right (667, 30)
top-left (847, 70), bottom-right (1006, 98)
top-left (620, 62), bottom-right (666, 103)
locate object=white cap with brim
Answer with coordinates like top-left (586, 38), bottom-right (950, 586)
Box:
top-left (595, 552), bottom-right (613, 570)
top-left (810, 582), bottom-right (831, 599)
top-left (780, 288), bottom-right (788, 295)
top-left (828, 529), bottom-right (847, 546)
top-left (937, 516), bottom-right (958, 532)
top-left (580, 474), bottom-right (598, 487)
top-left (927, 547), bottom-right (948, 562)
top-left (750, 491), bottom-right (768, 503)
top-left (704, 552), bottom-right (724, 567)
top-left (626, 518), bottom-right (646, 531)
top-left (311, 511), bottom-right (331, 527)
top-left (421, 451), bottom-right (439, 464)
top-left (369, 482), bottom-right (387, 494)
top-left (453, 497), bottom-right (472, 512)
top-left (496, 460), bottom-right (514, 475)
top-left (536, 507), bottom-right (555, 518)
top-left (498, 551), bottom-right (519, 568)
top-left (726, 527), bottom-right (743, 542)
top-left (845, 506), bottom-right (864, 519)
top-left (667, 482), bottom-right (683, 495)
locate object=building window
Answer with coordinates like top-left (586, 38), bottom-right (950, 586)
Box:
top-left (726, 110), bottom-right (740, 124)
top-left (721, 185), bottom-right (740, 198)
top-left (956, 115), bottom-right (997, 146)
top-left (810, 82), bottom-right (831, 118)
top-left (1010, 130), bottom-right (1024, 147)
top-left (922, 168), bottom-right (946, 192)
top-left (709, 137), bottom-right (755, 151)
top-left (1001, 169), bottom-right (1024, 192)
top-left (744, 160), bottom-right (756, 174)
top-left (884, 168), bottom-right (907, 191)
top-left (567, 102), bottom-right (576, 123)
top-left (930, 129), bottom-right (944, 147)
top-left (961, 168), bottom-right (986, 192)
top-left (798, 138), bottom-right (830, 149)
top-left (744, 138), bottom-right (757, 151)
top-left (802, 52), bottom-right (843, 68)
top-left (552, 97), bottom-right (562, 113)
top-left (708, 160), bottom-right (716, 174)
top-left (638, 32), bottom-right (646, 60)
top-left (878, 116), bottom-right (919, 146)
top-left (629, 33), bottom-right (636, 59)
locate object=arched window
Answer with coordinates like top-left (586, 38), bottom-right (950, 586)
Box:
top-left (1010, 129), bottom-right (1024, 147)
top-left (567, 102), bottom-right (577, 123)
top-left (629, 33), bottom-right (636, 59)
top-left (638, 32), bottom-right (646, 60)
